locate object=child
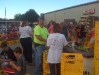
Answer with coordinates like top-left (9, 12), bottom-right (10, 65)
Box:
top-left (0, 42), bottom-right (16, 69)
top-left (48, 21), bottom-right (55, 34)
top-left (46, 23), bottom-right (68, 75)
top-left (4, 47), bottom-right (26, 75)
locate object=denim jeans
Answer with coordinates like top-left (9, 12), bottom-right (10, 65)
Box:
top-left (34, 45), bottom-right (45, 75)
top-left (49, 63), bottom-right (60, 75)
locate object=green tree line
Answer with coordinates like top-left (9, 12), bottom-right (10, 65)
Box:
top-left (14, 9), bottom-right (40, 22)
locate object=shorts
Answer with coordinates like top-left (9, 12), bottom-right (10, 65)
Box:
top-left (90, 38), bottom-right (95, 44)
top-left (4, 67), bottom-right (15, 74)
top-left (81, 37), bottom-right (86, 42)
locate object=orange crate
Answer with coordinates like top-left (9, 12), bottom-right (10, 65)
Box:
top-left (61, 53), bottom-right (83, 75)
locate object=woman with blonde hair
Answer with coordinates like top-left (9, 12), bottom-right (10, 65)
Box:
top-left (19, 21), bottom-right (33, 66)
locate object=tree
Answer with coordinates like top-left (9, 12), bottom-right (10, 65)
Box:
top-left (24, 9), bottom-right (39, 22)
top-left (14, 9), bottom-right (39, 22)
top-left (14, 14), bottom-right (23, 21)
top-left (0, 18), bottom-right (6, 21)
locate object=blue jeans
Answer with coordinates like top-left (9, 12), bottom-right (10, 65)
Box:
top-left (34, 45), bottom-right (45, 75)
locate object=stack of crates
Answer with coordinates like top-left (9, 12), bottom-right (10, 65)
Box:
top-left (7, 40), bottom-right (14, 44)
top-left (43, 52), bottom-right (58, 75)
top-left (13, 40), bottom-right (19, 44)
top-left (61, 53), bottom-right (84, 75)
top-left (94, 21), bottom-right (99, 75)
top-left (84, 35), bottom-right (91, 47)
top-left (43, 52), bottom-right (50, 75)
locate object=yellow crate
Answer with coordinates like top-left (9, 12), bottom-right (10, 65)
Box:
top-left (84, 42), bottom-right (88, 46)
top-left (43, 52), bottom-right (57, 75)
top-left (25, 74), bottom-right (30, 75)
top-left (0, 41), bottom-right (2, 45)
top-left (0, 70), bottom-right (5, 75)
top-left (95, 29), bottom-right (99, 32)
top-left (94, 21), bottom-right (99, 75)
top-left (85, 35), bottom-right (91, 42)
top-left (96, 26), bottom-right (99, 29)
top-left (43, 63), bottom-right (50, 73)
top-left (61, 53), bottom-right (83, 61)
top-left (43, 73), bottom-right (50, 75)
top-left (61, 53), bottom-right (83, 75)
top-left (7, 41), bottom-right (14, 44)
top-left (95, 33), bottom-right (99, 38)
top-left (86, 35), bottom-right (91, 39)
top-left (84, 42), bottom-right (90, 48)
top-left (94, 52), bottom-right (99, 59)
top-left (94, 58), bottom-right (99, 75)
top-left (43, 52), bottom-right (48, 63)
top-left (95, 21), bottom-right (99, 24)
top-left (95, 39), bottom-right (99, 45)
top-left (13, 40), bottom-right (19, 43)
top-left (0, 34), bottom-right (2, 37)
top-left (94, 43), bottom-right (99, 51)
top-left (2, 40), bottom-right (7, 43)
top-left (87, 42), bottom-right (90, 48)
top-left (94, 45), bottom-right (99, 49)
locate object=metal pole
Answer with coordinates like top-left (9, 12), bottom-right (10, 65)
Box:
top-left (5, 7), bottom-right (7, 31)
